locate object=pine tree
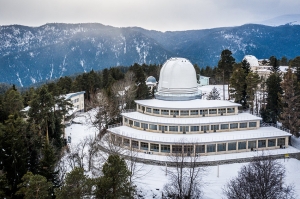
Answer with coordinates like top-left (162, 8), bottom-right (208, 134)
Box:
top-left (95, 154), bottom-right (134, 198)
top-left (270, 56), bottom-right (280, 73)
top-left (16, 172), bottom-right (52, 199)
top-left (261, 72), bottom-right (282, 123)
top-left (280, 68), bottom-right (300, 137)
top-left (245, 71), bottom-right (260, 114)
top-left (290, 56), bottom-right (300, 81)
top-left (0, 115), bottom-right (30, 197)
top-left (28, 86), bottom-right (55, 143)
top-left (230, 63), bottom-right (247, 106)
top-left (206, 87), bottom-right (221, 100)
top-left (55, 167), bottom-right (94, 199)
top-left (218, 49), bottom-right (235, 100)
top-left (38, 142), bottom-right (60, 189)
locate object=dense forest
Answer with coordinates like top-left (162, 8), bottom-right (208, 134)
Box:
top-left (1, 51), bottom-right (300, 198)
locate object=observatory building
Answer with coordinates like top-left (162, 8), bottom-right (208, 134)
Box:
top-left (108, 57), bottom-right (290, 156)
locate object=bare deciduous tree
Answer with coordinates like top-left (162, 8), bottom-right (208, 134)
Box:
top-left (163, 143), bottom-right (205, 199)
top-left (86, 91), bottom-right (111, 134)
top-left (223, 154), bottom-right (295, 199)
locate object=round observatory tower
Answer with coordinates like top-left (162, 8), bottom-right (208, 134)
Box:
top-left (155, 57), bottom-right (201, 100)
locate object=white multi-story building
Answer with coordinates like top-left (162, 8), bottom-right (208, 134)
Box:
top-left (108, 58), bottom-right (290, 156)
top-left (63, 91), bottom-right (85, 113)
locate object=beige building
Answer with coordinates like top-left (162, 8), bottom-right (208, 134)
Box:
top-left (108, 58), bottom-right (290, 156)
top-left (63, 91), bottom-right (85, 113)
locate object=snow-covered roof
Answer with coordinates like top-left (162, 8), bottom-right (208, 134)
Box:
top-left (135, 99), bottom-right (241, 109)
top-left (243, 55), bottom-right (259, 67)
top-left (122, 112), bottom-right (260, 125)
top-left (109, 126), bottom-right (290, 144)
top-left (62, 91), bottom-right (85, 100)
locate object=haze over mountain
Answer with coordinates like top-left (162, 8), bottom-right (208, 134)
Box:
top-left (257, 14), bottom-right (300, 26)
top-left (1, 19), bottom-right (300, 87)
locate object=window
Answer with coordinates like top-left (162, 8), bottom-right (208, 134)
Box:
top-left (221, 124), bottom-right (229, 129)
top-left (207, 144), bottom-right (216, 153)
top-left (239, 123), bottom-right (247, 128)
top-left (211, 125), bottom-right (219, 131)
top-left (172, 145), bottom-right (182, 153)
top-left (195, 145), bottom-right (205, 153)
top-left (180, 110), bottom-right (189, 116)
top-left (153, 109), bottom-right (160, 114)
top-left (149, 124), bottom-right (157, 130)
top-left (169, 126), bottom-right (178, 132)
top-left (161, 145), bottom-right (170, 153)
top-left (141, 142), bottom-right (148, 150)
top-left (141, 123), bottom-right (148, 130)
top-left (201, 125), bottom-right (209, 132)
top-left (227, 108), bottom-right (235, 113)
top-left (161, 109), bottom-right (169, 115)
top-left (230, 123), bottom-right (238, 129)
top-left (159, 125), bottom-right (168, 132)
top-left (116, 137), bottom-right (122, 145)
top-left (190, 110), bottom-right (199, 115)
top-left (180, 126), bottom-right (189, 133)
top-left (228, 142), bottom-right (236, 151)
top-left (258, 140), bottom-right (266, 148)
top-left (138, 105), bottom-right (141, 109)
top-left (248, 141), bottom-right (256, 149)
top-left (209, 109), bottom-right (217, 114)
top-left (218, 108), bottom-right (226, 115)
top-left (268, 139), bottom-right (276, 147)
top-left (150, 143), bottom-right (159, 152)
top-left (132, 140), bottom-right (139, 149)
top-left (184, 146), bottom-right (193, 154)
top-left (200, 109), bottom-right (208, 115)
top-left (238, 142), bottom-right (246, 150)
top-left (123, 139), bottom-right (130, 146)
top-left (170, 110), bottom-right (179, 116)
top-left (111, 135), bottom-right (115, 142)
top-left (134, 121), bottom-right (140, 127)
top-left (277, 138), bottom-right (285, 146)
top-left (190, 126), bottom-right (199, 132)
top-left (249, 122), bottom-right (257, 128)
top-left (217, 143), bottom-right (226, 152)
top-left (146, 107), bottom-right (151, 113)
top-left (124, 118), bottom-right (128, 123)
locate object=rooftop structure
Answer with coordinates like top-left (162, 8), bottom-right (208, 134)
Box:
top-left (155, 57), bottom-right (201, 101)
top-left (107, 58), bottom-right (291, 157)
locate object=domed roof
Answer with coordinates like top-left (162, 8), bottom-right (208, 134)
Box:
top-left (146, 76), bottom-right (157, 84)
top-left (243, 55), bottom-right (259, 67)
top-left (155, 57), bottom-right (200, 101)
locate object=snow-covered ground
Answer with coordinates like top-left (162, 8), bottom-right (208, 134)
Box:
top-left (200, 85), bottom-right (229, 100)
top-left (64, 109), bottom-right (300, 198)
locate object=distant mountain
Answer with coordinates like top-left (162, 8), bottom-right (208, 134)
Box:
top-left (1, 23), bottom-right (300, 87)
top-left (258, 14), bottom-right (300, 26)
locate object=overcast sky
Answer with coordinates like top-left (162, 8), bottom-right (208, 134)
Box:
top-left (1, 0), bottom-right (300, 31)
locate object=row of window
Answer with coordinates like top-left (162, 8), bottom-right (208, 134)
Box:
top-left (138, 105), bottom-right (236, 117)
top-left (125, 118), bottom-right (258, 133)
top-left (112, 135), bottom-right (286, 154)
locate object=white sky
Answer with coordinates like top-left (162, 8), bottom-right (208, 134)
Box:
top-left (1, 0), bottom-right (300, 31)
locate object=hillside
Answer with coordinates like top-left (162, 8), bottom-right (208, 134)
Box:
top-left (1, 23), bottom-right (300, 87)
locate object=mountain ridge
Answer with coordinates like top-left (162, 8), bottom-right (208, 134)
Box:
top-left (1, 23), bottom-right (300, 87)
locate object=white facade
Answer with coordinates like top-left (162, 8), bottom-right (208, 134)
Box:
top-left (108, 58), bottom-right (290, 156)
top-left (198, 75), bottom-right (210, 86)
top-left (63, 91), bottom-right (85, 113)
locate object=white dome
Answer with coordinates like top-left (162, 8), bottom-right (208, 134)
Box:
top-left (243, 55), bottom-right (259, 67)
top-left (146, 76), bottom-right (157, 85)
top-left (155, 57), bottom-right (200, 100)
